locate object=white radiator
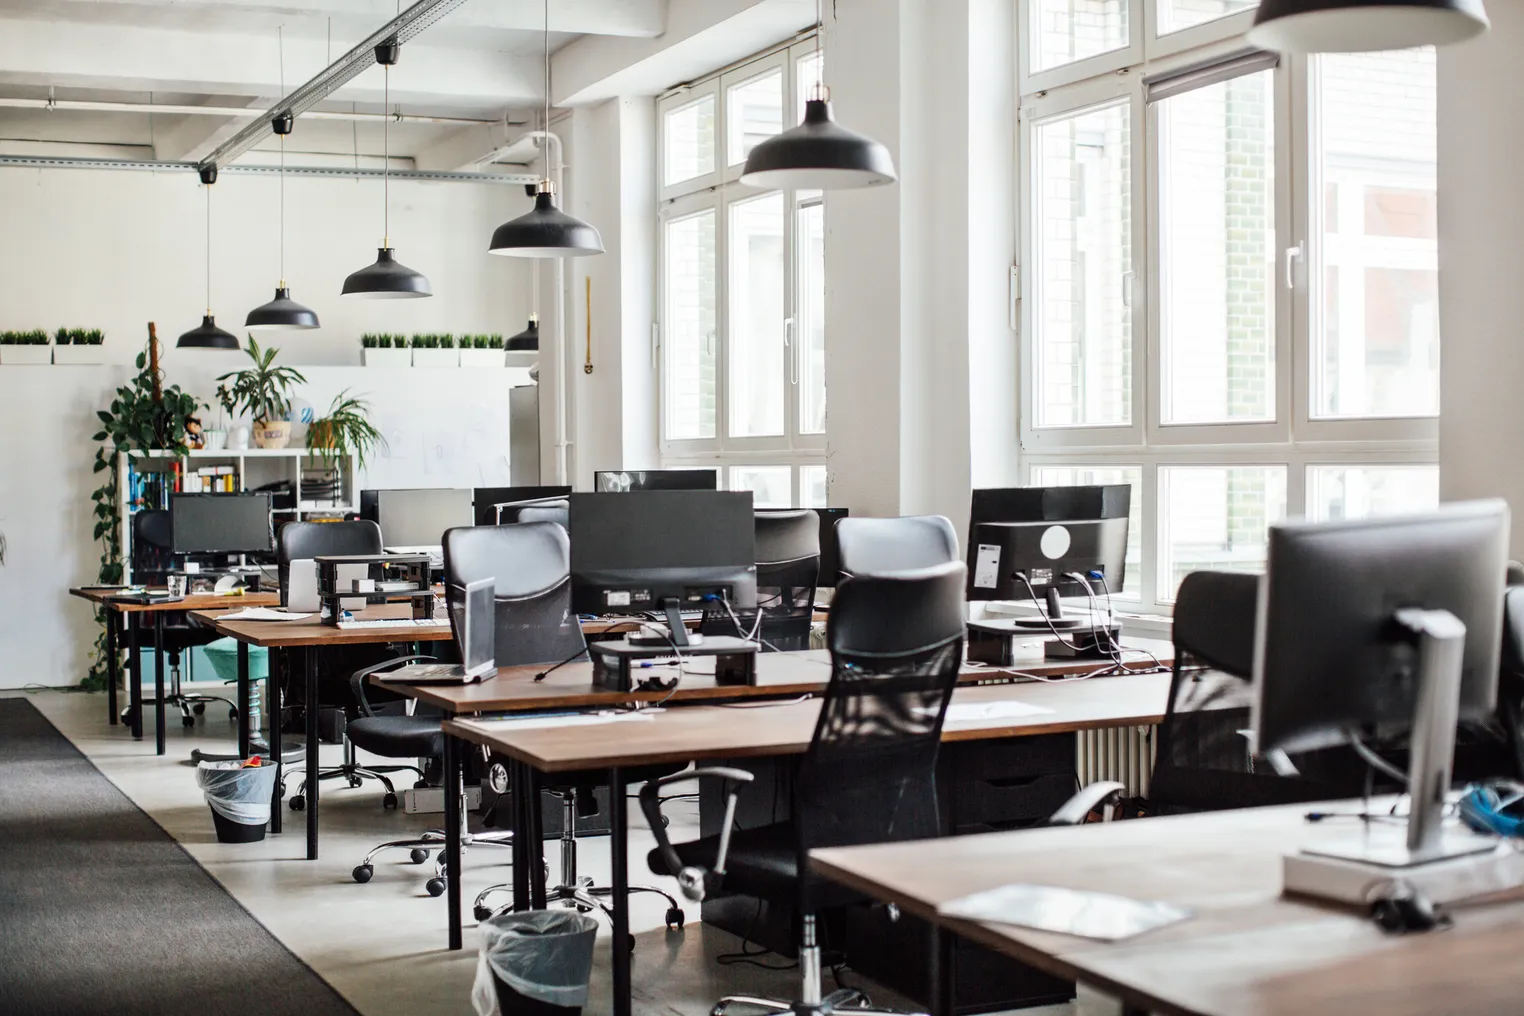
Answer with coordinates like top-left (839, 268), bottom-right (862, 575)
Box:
top-left (1077, 725), bottom-right (1157, 799)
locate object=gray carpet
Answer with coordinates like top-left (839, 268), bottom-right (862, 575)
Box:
top-left (0, 699), bottom-right (360, 1016)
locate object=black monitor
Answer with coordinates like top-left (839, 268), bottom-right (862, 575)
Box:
top-left (593, 469), bottom-right (718, 492)
top-left (1254, 501), bottom-right (1507, 869)
top-left (569, 491), bottom-right (756, 647)
top-left (760, 507), bottom-right (848, 588)
top-left (473, 485), bottom-right (572, 526)
top-left (170, 493), bottom-right (274, 555)
top-left (970, 485), bottom-right (1131, 529)
top-left (965, 485), bottom-right (1131, 612)
top-left (370, 488), bottom-right (473, 548)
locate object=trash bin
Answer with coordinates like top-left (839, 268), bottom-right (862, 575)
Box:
top-left (471, 910), bottom-right (599, 1016)
top-left (196, 759), bottom-right (278, 843)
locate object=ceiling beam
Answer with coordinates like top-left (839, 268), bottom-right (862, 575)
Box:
top-left (151, 98), bottom-right (265, 163)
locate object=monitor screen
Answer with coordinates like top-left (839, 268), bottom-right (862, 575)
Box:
top-left (593, 469), bottom-right (719, 493)
top-left (473, 486), bottom-right (572, 526)
top-left (170, 493), bottom-right (273, 555)
top-left (373, 489), bottom-right (473, 548)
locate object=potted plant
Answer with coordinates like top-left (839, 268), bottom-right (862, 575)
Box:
top-left (307, 389), bottom-right (388, 472)
top-left (53, 327), bottom-right (107, 365)
top-left (0, 329), bottom-right (52, 365)
top-left (362, 332), bottom-right (412, 367)
top-left (459, 333), bottom-right (506, 367)
top-left (216, 337), bottom-right (306, 449)
top-left (412, 332), bottom-right (459, 367)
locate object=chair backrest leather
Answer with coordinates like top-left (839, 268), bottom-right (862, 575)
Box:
top-left (442, 523), bottom-right (586, 668)
top-left (836, 515), bottom-right (959, 576)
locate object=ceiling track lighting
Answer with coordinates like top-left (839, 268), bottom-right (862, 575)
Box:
top-left (486, 0), bottom-right (604, 258)
top-left (178, 165), bottom-right (240, 349)
top-left (343, 38), bottom-right (432, 298)
top-left (1247, 0), bottom-right (1489, 53)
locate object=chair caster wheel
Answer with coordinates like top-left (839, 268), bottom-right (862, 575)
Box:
top-left (628, 935), bottom-right (636, 953)
top-left (193, 703), bottom-right (206, 715)
top-left (665, 907), bottom-right (685, 930)
top-left (410, 848), bottom-right (430, 864)
top-left (289, 795), bottom-right (306, 812)
top-left (426, 878), bottom-right (446, 897)
top-left (414, 779), bottom-right (430, 790)
top-left (384, 792), bottom-right (400, 811)
top-left (352, 865), bottom-right (373, 884)
top-left (228, 708), bottom-right (238, 722)
top-left (474, 905), bottom-right (493, 921)
top-left (181, 716), bottom-right (195, 728)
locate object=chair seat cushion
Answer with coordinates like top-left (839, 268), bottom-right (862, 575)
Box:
top-left (648, 821), bottom-right (799, 903)
top-left (346, 715), bottom-right (443, 759)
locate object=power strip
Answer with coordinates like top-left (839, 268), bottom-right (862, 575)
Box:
top-left (404, 785), bottom-right (481, 814)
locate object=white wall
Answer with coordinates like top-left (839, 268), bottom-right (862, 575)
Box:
top-left (1438, 4), bottom-right (1524, 557)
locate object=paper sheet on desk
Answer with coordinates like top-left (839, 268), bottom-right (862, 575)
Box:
top-left (922, 701), bottom-right (1054, 725)
top-left (939, 883), bottom-right (1191, 941)
top-left (475, 711), bottom-right (657, 732)
top-left (218, 607), bottom-right (311, 621)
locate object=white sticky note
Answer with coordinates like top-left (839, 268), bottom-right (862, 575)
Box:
top-left (974, 544), bottom-right (1002, 589)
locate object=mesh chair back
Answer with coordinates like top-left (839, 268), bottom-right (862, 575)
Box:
top-left (702, 510), bottom-right (820, 651)
top-left (275, 520), bottom-right (383, 606)
top-left (836, 515), bottom-right (959, 576)
top-left (132, 510), bottom-right (175, 585)
top-left (793, 562), bottom-right (966, 900)
top-left (442, 523), bottom-right (585, 668)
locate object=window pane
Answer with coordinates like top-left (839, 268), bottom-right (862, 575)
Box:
top-left (1159, 69), bottom-right (1276, 425)
top-left (1033, 101), bottom-right (1132, 428)
top-left (797, 50), bottom-right (823, 122)
top-left (1158, 465), bottom-right (1286, 600)
top-left (801, 464), bottom-right (828, 508)
top-left (1030, 466), bottom-right (1143, 598)
top-left (730, 465), bottom-right (791, 508)
top-left (729, 192), bottom-right (787, 438)
top-left (1307, 465), bottom-right (1438, 522)
top-left (1158, 0), bottom-right (1257, 35)
top-left (1312, 49), bottom-right (1438, 419)
top-left (663, 209), bottom-right (717, 440)
top-left (728, 68), bottom-right (783, 166)
top-left (1031, 0), bottom-right (1129, 74)
top-left (664, 94), bottom-right (715, 187)
top-left (798, 201), bottom-right (826, 434)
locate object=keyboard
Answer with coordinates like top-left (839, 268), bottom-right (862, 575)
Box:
top-left (640, 609), bottom-right (706, 622)
top-left (337, 618), bottom-right (451, 630)
top-left (384, 545), bottom-right (444, 569)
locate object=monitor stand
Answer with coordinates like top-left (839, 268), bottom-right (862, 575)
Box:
top-left (1283, 608), bottom-right (1521, 906)
top-left (626, 598), bottom-right (703, 649)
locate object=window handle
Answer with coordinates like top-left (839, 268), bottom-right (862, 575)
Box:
top-left (1284, 244), bottom-right (1303, 291)
top-left (1121, 271), bottom-right (1135, 310)
top-left (784, 317), bottom-right (797, 385)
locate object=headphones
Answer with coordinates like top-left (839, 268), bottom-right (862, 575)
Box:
top-left (1458, 779), bottom-right (1524, 839)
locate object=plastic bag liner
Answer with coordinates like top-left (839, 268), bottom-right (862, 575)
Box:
top-left (195, 760), bottom-right (278, 824)
top-left (471, 909), bottom-right (598, 1015)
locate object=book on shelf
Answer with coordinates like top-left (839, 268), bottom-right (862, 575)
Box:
top-left (126, 460), bottom-right (239, 507)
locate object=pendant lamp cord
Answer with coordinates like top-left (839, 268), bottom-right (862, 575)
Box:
top-left (383, 62), bottom-right (390, 246)
top-left (278, 24), bottom-right (286, 284)
top-left (816, 0), bottom-right (824, 98)
top-left (543, 0), bottom-right (550, 184)
top-left (205, 182), bottom-right (212, 315)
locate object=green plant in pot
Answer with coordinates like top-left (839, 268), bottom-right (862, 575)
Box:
top-left (307, 389), bottom-right (387, 468)
top-left (216, 336), bottom-right (306, 449)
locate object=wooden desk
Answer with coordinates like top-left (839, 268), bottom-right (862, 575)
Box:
top-left (68, 586), bottom-right (278, 752)
top-left (442, 671), bottom-right (1173, 1016)
top-left (809, 801), bottom-right (1524, 1016)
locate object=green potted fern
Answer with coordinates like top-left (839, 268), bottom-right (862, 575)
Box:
top-left (458, 333), bottom-right (506, 367)
top-left (362, 332), bottom-right (411, 367)
top-left (53, 327), bottom-right (106, 365)
top-left (307, 389), bottom-right (387, 469)
top-left (216, 337), bottom-right (307, 449)
top-left (0, 329), bottom-right (53, 365)
top-left (411, 332), bottom-right (459, 367)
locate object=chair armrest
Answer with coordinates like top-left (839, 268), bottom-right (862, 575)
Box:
top-left (1048, 781), bottom-right (1126, 827)
top-left (349, 655), bottom-right (440, 717)
top-left (638, 767), bottom-right (755, 902)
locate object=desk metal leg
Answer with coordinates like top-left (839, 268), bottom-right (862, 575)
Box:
top-left (128, 615), bottom-right (142, 740)
top-left (154, 613), bottom-right (166, 756)
top-left (305, 647), bottom-right (319, 860)
top-left (269, 648), bottom-right (283, 834)
top-left (445, 732), bottom-right (463, 950)
top-left (527, 766), bottom-right (546, 910)
top-left (930, 926), bottom-right (955, 1016)
top-left (236, 641), bottom-right (250, 757)
top-left (609, 766), bottom-right (631, 1016)
top-left (511, 760), bottom-right (532, 912)
top-left (106, 611), bottom-right (119, 725)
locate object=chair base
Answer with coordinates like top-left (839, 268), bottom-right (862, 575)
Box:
top-left (289, 762), bottom-right (424, 812)
top-left (352, 828), bottom-right (515, 896)
top-left (712, 990), bottom-right (913, 1015)
top-left (473, 877), bottom-right (684, 930)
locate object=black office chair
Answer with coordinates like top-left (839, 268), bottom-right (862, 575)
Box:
top-left (701, 509), bottom-right (820, 652)
top-left (278, 520), bottom-right (425, 811)
top-left (517, 501), bottom-right (568, 528)
top-left (642, 561), bottom-right (968, 1016)
top-left (127, 510), bottom-right (236, 728)
top-left (437, 523), bottom-right (684, 929)
top-left (836, 515), bottom-right (959, 575)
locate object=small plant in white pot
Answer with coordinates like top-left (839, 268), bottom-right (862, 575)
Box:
top-left (411, 333), bottom-right (459, 367)
top-left (53, 327), bottom-right (106, 365)
top-left (0, 329), bottom-right (53, 365)
top-left (458, 333), bottom-right (505, 367)
top-left (216, 337), bottom-right (306, 449)
top-left (362, 332), bottom-right (411, 367)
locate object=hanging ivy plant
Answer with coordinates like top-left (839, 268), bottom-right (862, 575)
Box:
top-left (83, 330), bottom-right (203, 690)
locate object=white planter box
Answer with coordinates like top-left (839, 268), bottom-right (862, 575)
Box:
top-left (363, 347), bottom-right (412, 367)
top-left (458, 348), bottom-right (505, 367)
top-left (1, 345), bottom-right (52, 364)
top-left (52, 344), bottom-right (106, 365)
top-left (412, 348), bottom-right (460, 367)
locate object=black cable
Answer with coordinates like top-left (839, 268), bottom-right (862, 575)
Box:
top-left (533, 644), bottom-right (589, 682)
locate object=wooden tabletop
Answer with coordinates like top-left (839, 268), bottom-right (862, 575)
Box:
top-left (444, 671), bottom-right (1170, 772)
top-left (809, 802), bottom-right (1524, 1016)
top-left (71, 587), bottom-right (281, 613)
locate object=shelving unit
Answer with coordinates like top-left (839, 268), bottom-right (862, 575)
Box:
top-left (119, 448), bottom-right (356, 583)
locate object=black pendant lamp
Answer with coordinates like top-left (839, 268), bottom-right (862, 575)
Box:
top-left (487, 0), bottom-right (604, 258)
top-left (739, 0), bottom-right (896, 190)
top-left (343, 41), bottom-right (432, 298)
top-left (179, 167), bottom-right (240, 349)
top-left (1247, 0), bottom-right (1488, 53)
top-left (249, 34), bottom-right (320, 329)
top-left (506, 314), bottom-right (540, 350)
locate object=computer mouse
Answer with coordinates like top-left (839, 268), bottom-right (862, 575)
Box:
top-left (1371, 890), bottom-right (1448, 934)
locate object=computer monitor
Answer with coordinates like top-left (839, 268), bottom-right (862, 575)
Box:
top-left (760, 507), bottom-right (848, 588)
top-left (593, 469), bottom-right (719, 492)
top-left (370, 488), bottom-right (473, 548)
top-left (970, 485), bottom-right (1131, 529)
top-left (473, 486), bottom-right (572, 526)
top-left (170, 493), bottom-right (274, 555)
top-left (569, 490), bottom-right (757, 647)
top-left (1254, 500), bottom-right (1508, 869)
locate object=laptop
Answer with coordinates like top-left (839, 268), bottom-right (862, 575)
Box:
top-left (376, 578), bottom-right (497, 685)
top-left (286, 559), bottom-right (369, 614)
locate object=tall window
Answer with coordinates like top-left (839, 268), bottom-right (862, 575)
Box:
top-left (1018, 1), bottom-right (1438, 614)
top-left (658, 43), bottom-right (827, 508)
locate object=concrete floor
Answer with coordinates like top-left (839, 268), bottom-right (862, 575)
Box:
top-left (17, 687), bottom-right (1119, 1016)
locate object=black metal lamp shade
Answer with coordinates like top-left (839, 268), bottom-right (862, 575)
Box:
top-left (177, 314), bottom-right (240, 349)
top-left (489, 187), bottom-right (605, 258)
top-left (506, 316), bottom-right (539, 350)
top-left (740, 99), bottom-right (897, 190)
top-left (1248, 0), bottom-right (1488, 52)
top-left (342, 247), bottom-right (433, 299)
top-left (246, 286), bottom-right (320, 329)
